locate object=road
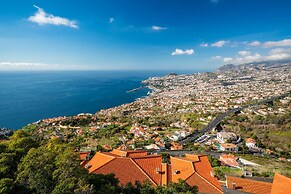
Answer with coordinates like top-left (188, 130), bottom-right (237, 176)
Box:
top-left (179, 91), bottom-right (291, 145)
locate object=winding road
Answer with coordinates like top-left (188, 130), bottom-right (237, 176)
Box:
top-left (179, 91), bottom-right (291, 145)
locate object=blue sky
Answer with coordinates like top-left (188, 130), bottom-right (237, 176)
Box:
top-left (1, 0), bottom-right (291, 71)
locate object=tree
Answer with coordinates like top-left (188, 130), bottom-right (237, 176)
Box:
top-left (156, 179), bottom-right (198, 194)
top-left (207, 155), bottom-right (221, 167)
top-left (0, 152), bottom-right (17, 178)
top-left (52, 150), bottom-right (93, 194)
top-left (16, 146), bottom-right (56, 194)
top-left (0, 178), bottom-right (14, 194)
top-left (88, 173), bottom-right (119, 194)
top-left (16, 140), bottom-right (92, 194)
top-left (214, 168), bottom-right (225, 180)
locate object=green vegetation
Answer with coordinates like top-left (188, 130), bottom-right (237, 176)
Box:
top-left (237, 154), bottom-right (291, 178)
top-left (223, 101), bottom-right (291, 158)
top-left (213, 166), bottom-right (242, 180)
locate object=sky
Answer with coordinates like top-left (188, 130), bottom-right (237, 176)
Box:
top-left (0, 0), bottom-right (291, 71)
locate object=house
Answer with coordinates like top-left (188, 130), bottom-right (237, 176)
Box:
top-left (117, 144), bottom-right (128, 150)
top-left (246, 138), bottom-right (256, 148)
top-left (226, 176), bottom-right (272, 194)
top-left (226, 173), bottom-right (291, 194)
top-left (144, 144), bottom-right (160, 150)
top-left (85, 149), bottom-right (223, 193)
top-left (79, 151), bottom-right (91, 161)
top-left (102, 144), bottom-right (112, 151)
top-left (219, 154), bottom-right (240, 168)
top-left (219, 143), bottom-right (238, 152)
top-left (217, 131), bottom-right (237, 143)
top-left (170, 142), bottom-right (183, 150)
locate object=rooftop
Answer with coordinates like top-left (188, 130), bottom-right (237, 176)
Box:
top-left (86, 149), bottom-right (223, 193)
top-left (226, 176), bottom-right (272, 194)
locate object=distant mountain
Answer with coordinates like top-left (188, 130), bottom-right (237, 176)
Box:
top-left (217, 60), bottom-right (291, 72)
top-left (216, 64), bottom-right (236, 72)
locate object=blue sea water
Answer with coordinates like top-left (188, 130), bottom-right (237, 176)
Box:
top-left (0, 70), bottom-right (194, 129)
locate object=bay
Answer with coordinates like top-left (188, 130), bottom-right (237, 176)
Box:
top-left (0, 70), bottom-right (194, 129)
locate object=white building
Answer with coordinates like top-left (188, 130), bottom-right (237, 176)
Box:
top-left (245, 138), bottom-right (256, 148)
top-left (219, 143), bottom-right (238, 152)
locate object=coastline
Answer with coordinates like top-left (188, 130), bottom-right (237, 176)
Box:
top-left (0, 70), bottom-right (195, 129)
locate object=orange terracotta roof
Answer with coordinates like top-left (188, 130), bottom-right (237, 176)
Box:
top-left (193, 155), bottom-right (223, 193)
top-left (88, 150), bottom-right (160, 186)
top-left (87, 152), bottom-right (115, 173)
top-left (117, 145), bottom-right (128, 150)
top-left (79, 151), bottom-right (90, 161)
top-left (185, 154), bottom-right (200, 162)
top-left (86, 150), bottom-right (223, 192)
top-left (127, 151), bottom-right (148, 157)
top-left (187, 173), bottom-right (222, 194)
top-left (102, 144), bottom-right (112, 150)
top-left (171, 155), bottom-right (223, 193)
top-left (132, 155), bottom-right (162, 185)
top-left (219, 154), bottom-right (239, 167)
top-left (246, 138), bottom-right (256, 144)
top-left (226, 176), bottom-right (272, 194)
top-left (111, 149), bottom-right (148, 157)
top-left (220, 154), bottom-right (237, 159)
top-left (92, 157), bottom-right (155, 185)
top-left (171, 156), bottom-right (194, 182)
top-left (271, 173), bottom-right (291, 194)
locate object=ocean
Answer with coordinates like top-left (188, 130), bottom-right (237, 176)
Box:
top-left (0, 70), bottom-right (194, 129)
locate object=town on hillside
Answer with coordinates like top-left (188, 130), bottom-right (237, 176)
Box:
top-left (9, 63), bottom-right (291, 193)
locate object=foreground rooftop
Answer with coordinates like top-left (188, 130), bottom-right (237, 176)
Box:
top-left (84, 149), bottom-right (223, 194)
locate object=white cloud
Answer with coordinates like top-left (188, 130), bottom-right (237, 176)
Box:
top-left (28, 5), bottom-right (78, 29)
top-left (200, 42), bottom-right (208, 47)
top-left (223, 53), bottom-right (262, 64)
top-left (240, 53), bottom-right (262, 63)
top-left (248, 41), bottom-right (261, 46)
top-left (171, 49), bottom-right (194, 56)
top-left (263, 39), bottom-right (291, 48)
top-left (269, 48), bottom-right (291, 55)
top-left (223, 48), bottom-right (291, 64)
top-left (223, 57), bottom-right (233, 63)
top-left (0, 62), bottom-right (46, 67)
top-left (211, 40), bottom-right (229, 47)
top-left (0, 62), bottom-right (57, 70)
top-left (266, 48), bottom-right (291, 61)
top-left (266, 53), bottom-right (291, 61)
top-left (151, 25), bottom-right (167, 31)
top-left (211, 56), bottom-right (222, 60)
top-left (238, 50), bottom-right (251, 56)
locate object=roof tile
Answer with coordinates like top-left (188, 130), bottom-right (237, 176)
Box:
top-left (227, 176), bottom-right (272, 194)
top-left (92, 157), bottom-right (151, 185)
top-left (271, 173), bottom-right (291, 194)
top-left (132, 155), bottom-right (162, 185)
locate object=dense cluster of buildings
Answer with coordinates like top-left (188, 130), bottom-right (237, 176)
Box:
top-left (29, 64), bottom-right (290, 154)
